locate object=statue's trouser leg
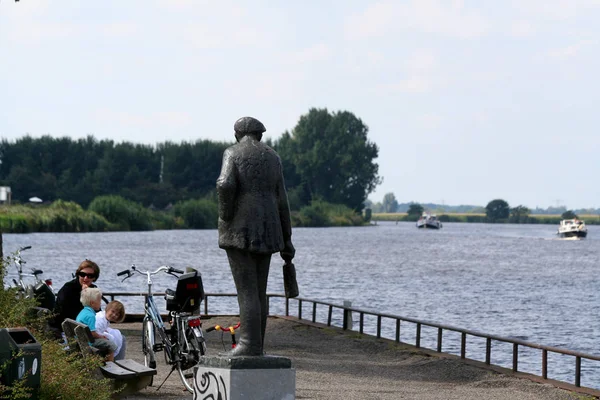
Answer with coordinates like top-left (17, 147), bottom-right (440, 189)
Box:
top-left (226, 249), bottom-right (271, 354)
top-left (255, 253), bottom-right (272, 349)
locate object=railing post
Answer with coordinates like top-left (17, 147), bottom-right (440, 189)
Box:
top-left (461, 332), bottom-right (466, 359)
top-left (312, 303), bottom-right (317, 323)
top-left (437, 327), bottom-right (442, 352)
top-left (542, 349), bottom-right (547, 379)
top-left (298, 299), bottom-right (303, 320)
top-left (359, 312), bottom-right (364, 334)
top-left (512, 344), bottom-right (518, 372)
top-left (377, 315), bottom-right (382, 338)
top-left (285, 297), bottom-right (289, 316)
top-left (395, 319), bottom-right (400, 342)
top-left (266, 295), bottom-right (270, 316)
top-left (485, 338), bottom-right (491, 364)
top-left (575, 356), bottom-right (581, 387)
top-left (416, 323), bottom-right (421, 348)
top-left (327, 305), bottom-right (333, 326)
top-left (343, 300), bottom-right (353, 330)
top-left (204, 296), bottom-right (208, 316)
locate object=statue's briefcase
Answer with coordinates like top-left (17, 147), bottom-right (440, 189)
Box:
top-left (283, 262), bottom-right (299, 298)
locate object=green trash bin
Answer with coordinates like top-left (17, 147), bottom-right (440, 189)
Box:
top-left (0, 327), bottom-right (41, 399)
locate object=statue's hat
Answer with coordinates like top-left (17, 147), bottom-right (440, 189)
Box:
top-left (234, 117), bottom-right (266, 134)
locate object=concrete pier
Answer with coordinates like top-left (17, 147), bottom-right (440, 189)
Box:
top-left (112, 316), bottom-right (596, 400)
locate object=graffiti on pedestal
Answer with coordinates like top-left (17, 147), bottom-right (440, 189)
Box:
top-left (193, 370), bottom-right (228, 400)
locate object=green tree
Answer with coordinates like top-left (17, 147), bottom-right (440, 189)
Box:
top-left (172, 198), bottom-right (218, 229)
top-left (407, 203), bottom-right (424, 218)
top-left (370, 202), bottom-right (383, 213)
top-left (88, 195), bottom-right (153, 231)
top-left (382, 192), bottom-right (399, 213)
top-left (509, 205), bottom-right (530, 223)
top-left (276, 108), bottom-right (382, 211)
top-left (486, 199), bottom-right (510, 222)
top-left (561, 210), bottom-right (577, 219)
top-left (159, 140), bottom-right (229, 197)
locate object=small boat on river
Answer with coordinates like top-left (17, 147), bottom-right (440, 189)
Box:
top-left (416, 212), bottom-right (442, 229)
top-left (557, 219), bottom-right (587, 239)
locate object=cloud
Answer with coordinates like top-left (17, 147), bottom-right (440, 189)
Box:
top-left (286, 43), bottom-right (330, 65)
top-left (380, 76), bottom-right (433, 94)
top-left (93, 108), bottom-right (193, 130)
top-left (3, 18), bottom-right (76, 44)
top-left (372, 50), bottom-right (439, 94)
top-left (156, 0), bottom-right (200, 9)
top-left (344, 0), bottom-right (489, 40)
top-left (416, 113), bottom-right (444, 129)
top-left (509, 20), bottom-right (537, 37)
top-left (344, 2), bottom-right (396, 39)
top-left (176, 8), bottom-right (271, 50)
top-left (511, 0), bottom-right (580, 20)
top-left (102, 22), bottom-right (139, 38)
top-left (405, 50), bottom-right (437, 71)
top-left (546, 40), bottom-right (596, 59)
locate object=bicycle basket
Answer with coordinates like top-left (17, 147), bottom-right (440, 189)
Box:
top-left (166, 270), bottom-right (204, 313)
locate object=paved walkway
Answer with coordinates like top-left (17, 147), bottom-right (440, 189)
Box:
top-left (112, 316), bottom-right (597, 400)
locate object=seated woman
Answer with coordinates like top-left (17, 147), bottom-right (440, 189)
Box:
top-left (76, 287), bottom-right (117, 361)
top-left (50, 260), bottom-right (100, 336)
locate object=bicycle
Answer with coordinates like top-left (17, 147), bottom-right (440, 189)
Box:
top-left (117, 264), bottom-right (206, 393)
top-left (10, 245), bottom-right (56, 310)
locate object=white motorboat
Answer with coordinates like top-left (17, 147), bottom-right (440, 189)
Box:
top-left (557, 219), bottom-right (587, 239)
top-left (416, 212), bottom-right (442, 229)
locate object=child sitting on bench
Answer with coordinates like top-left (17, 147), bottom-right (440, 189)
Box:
top-left (76, 287), bottom-right (117, 361)
top-left (96, 300), bottom-right (126, 360)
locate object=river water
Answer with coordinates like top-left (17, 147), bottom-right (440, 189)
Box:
top-left (2, 222), bottom-right (599, 388)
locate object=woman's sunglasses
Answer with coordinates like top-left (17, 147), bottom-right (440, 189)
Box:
top-left (77, 272), bottom-right (97, 279)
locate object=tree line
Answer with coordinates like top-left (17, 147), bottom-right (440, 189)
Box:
top-left (370, 196), bottom-right (597, 225)
top-left (0, 108), bottom-right (381, 215)
top-left (368, 192), bottom-right (599, 219)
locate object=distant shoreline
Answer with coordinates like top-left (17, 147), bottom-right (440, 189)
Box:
top-left (371, 212), bottom-right (600, 225)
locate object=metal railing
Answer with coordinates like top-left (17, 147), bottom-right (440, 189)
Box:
top-left (105, 291), bottom-right (600, 392)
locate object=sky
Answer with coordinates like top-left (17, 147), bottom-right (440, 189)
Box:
top-left (1, 1), bottom-right (599, 210)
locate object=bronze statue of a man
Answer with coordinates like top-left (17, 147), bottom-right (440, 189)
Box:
top-left (216, 116), bottom-right (295, 357)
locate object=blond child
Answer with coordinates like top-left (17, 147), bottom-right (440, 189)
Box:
top-left (76, 288), bottom-right (117, 361)
top-left (95, 300), bottom-right (126, 360)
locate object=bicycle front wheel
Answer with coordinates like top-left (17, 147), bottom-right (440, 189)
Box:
top-left (142, 318), bottom-right (157, 370)
top-left (177, 325), bottom-right (204, 393)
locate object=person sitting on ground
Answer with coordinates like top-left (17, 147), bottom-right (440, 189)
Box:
top-left (50, 260), bottom-right (101, 336)
top-left (76, 287), bottom-right (117, 361)
top-left (95, 300), bottom-right (127, 360)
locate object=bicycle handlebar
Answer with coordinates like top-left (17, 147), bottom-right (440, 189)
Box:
top-left (206, 322), bottom-right (241, 333)
top-left (19, 271), bottom-right (42, 278)
top-left (117, 265), bottom-right (185, 281)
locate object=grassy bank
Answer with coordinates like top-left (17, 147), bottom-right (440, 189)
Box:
top-left (372, 213), bottom-right (600, 225)
top-left (0, 197), bottom-right (367, 233)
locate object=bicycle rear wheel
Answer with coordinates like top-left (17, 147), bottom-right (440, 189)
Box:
top-left (177, 325), bottom-right (205, 393)
top-left (142, 318), bottom-right (157, 370)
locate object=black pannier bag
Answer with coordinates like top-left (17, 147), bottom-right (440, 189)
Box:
top-left (166, 270), bottom-right (204, 313)
top-left (33, 281), bottom-right (56, 310)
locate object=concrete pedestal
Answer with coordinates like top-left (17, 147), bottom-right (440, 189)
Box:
top-left (193, 355), bottom-right (295, 400)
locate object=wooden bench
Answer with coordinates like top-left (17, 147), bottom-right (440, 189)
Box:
top-left (61, 318), bottom-right (156, 396)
